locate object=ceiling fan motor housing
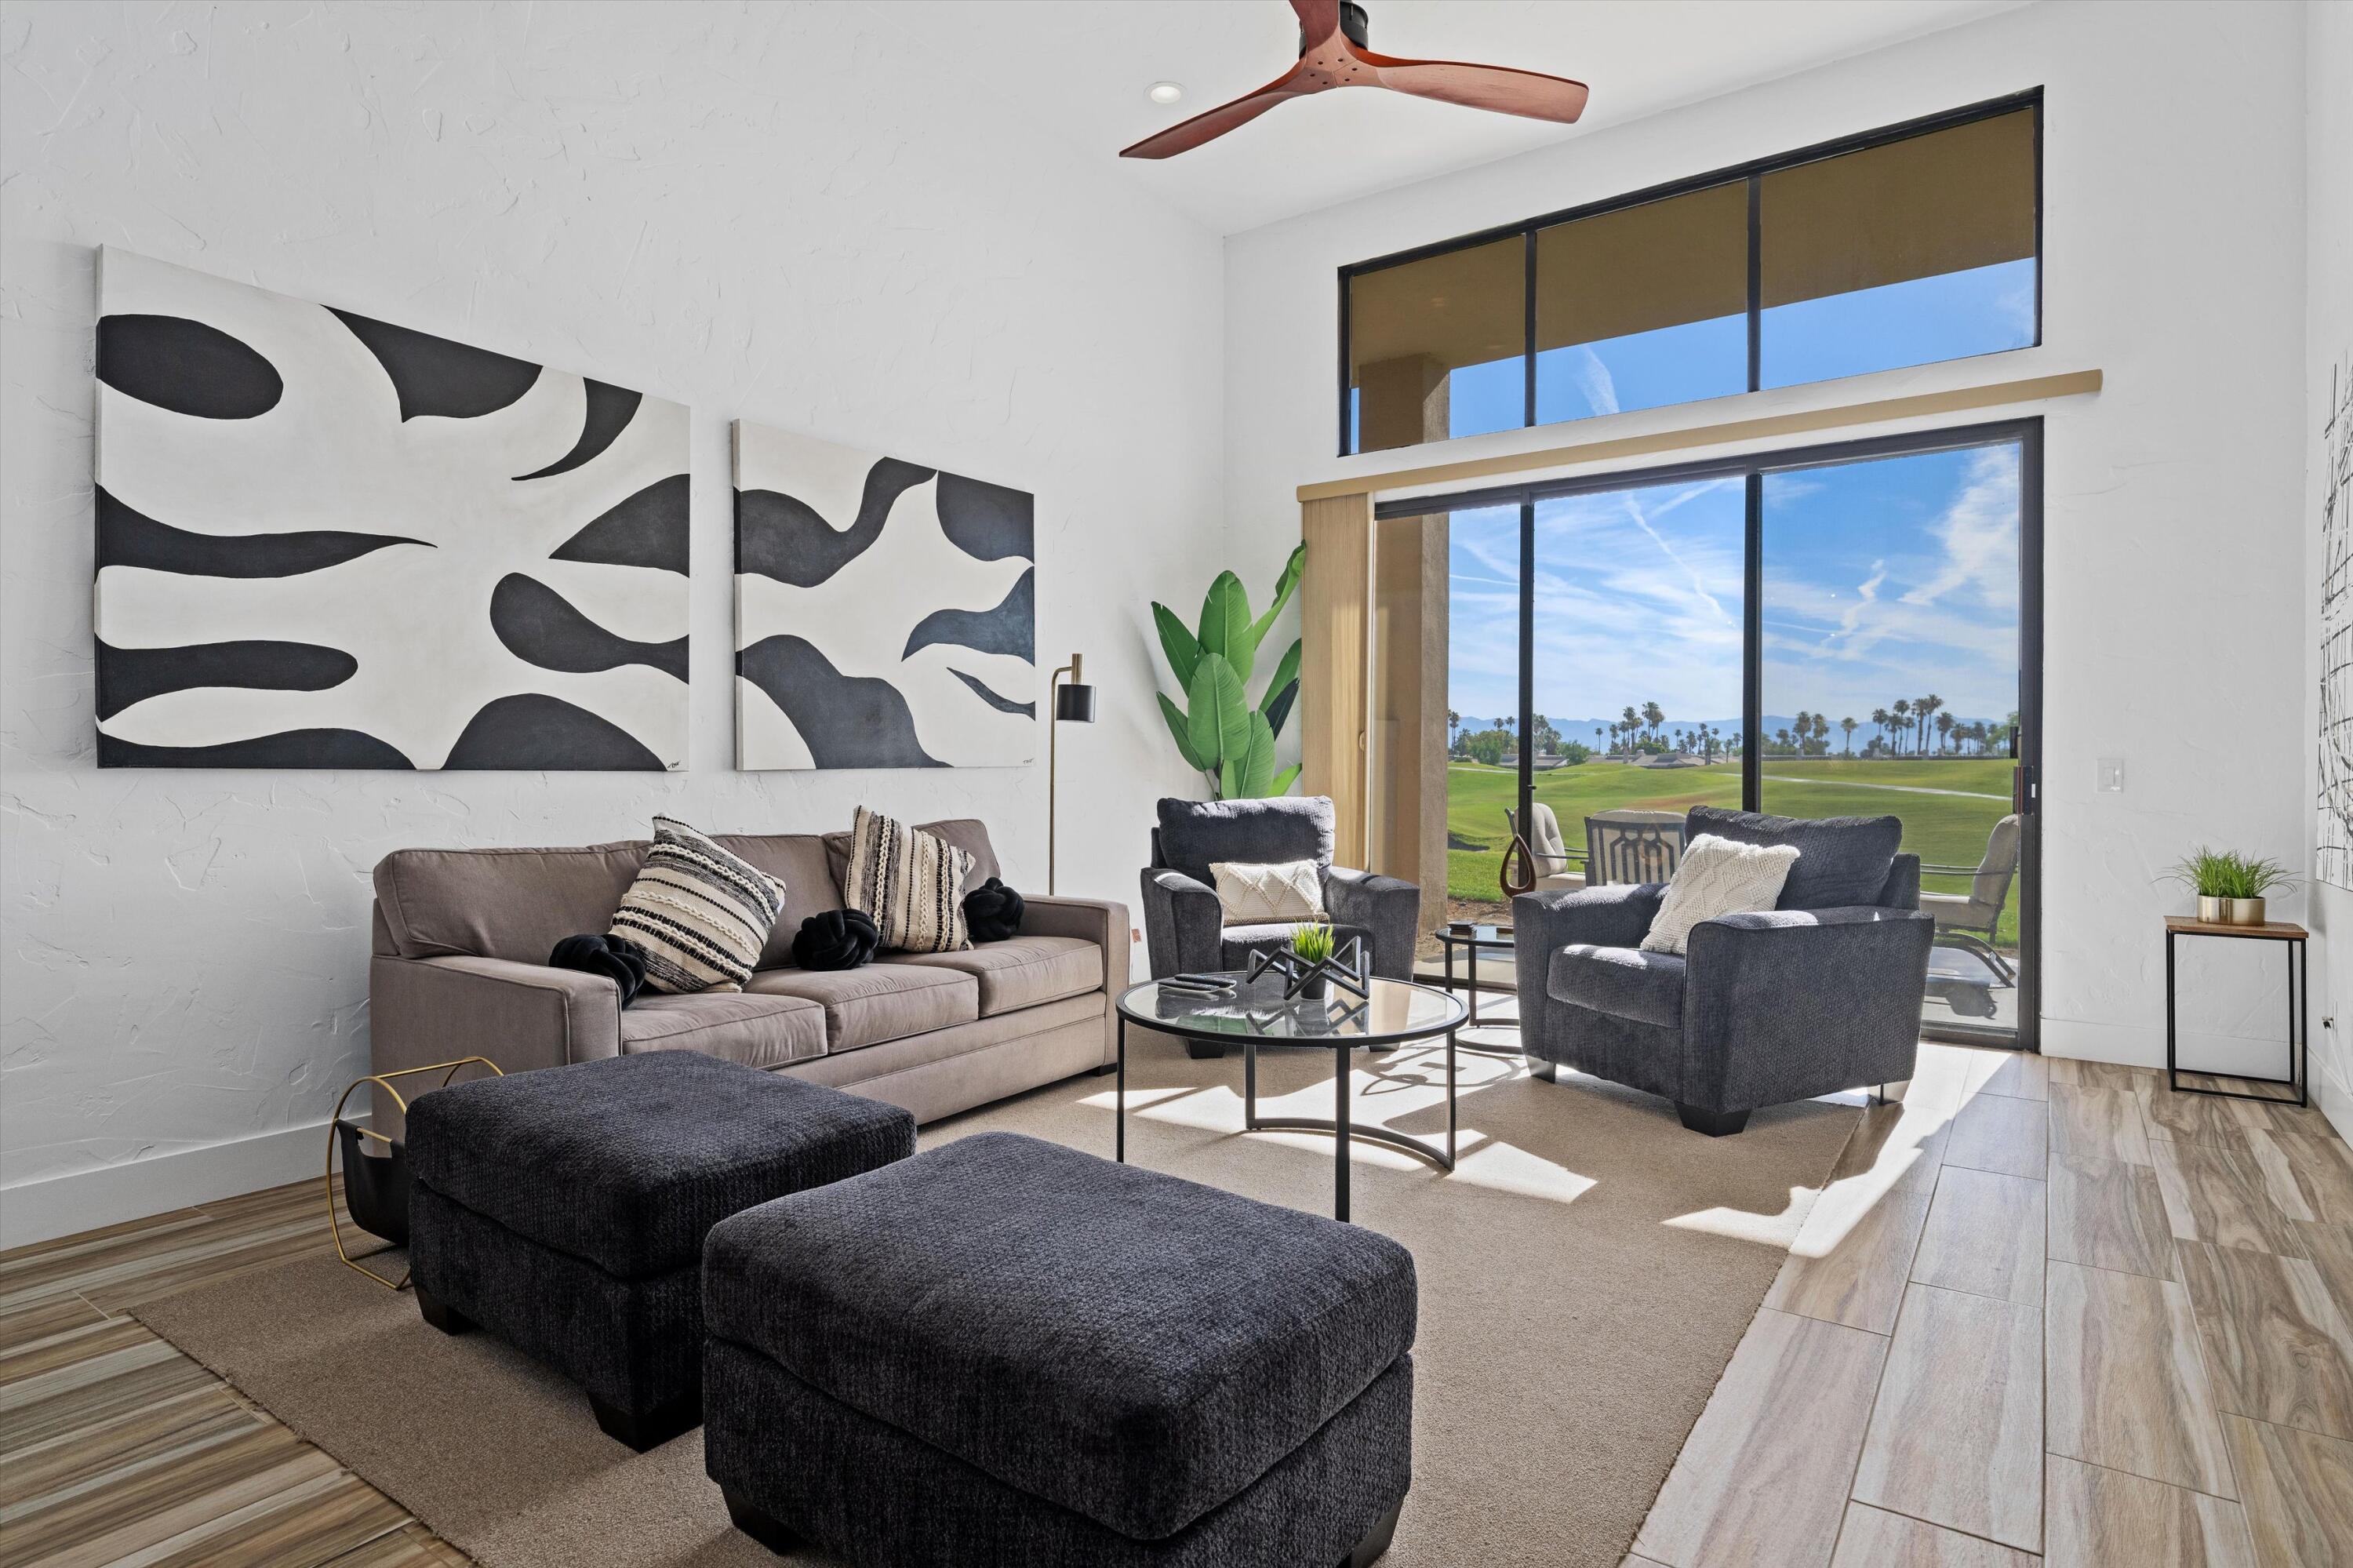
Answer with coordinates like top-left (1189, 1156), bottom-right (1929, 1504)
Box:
top-left (1302, 1), bottom-right (1373, 55)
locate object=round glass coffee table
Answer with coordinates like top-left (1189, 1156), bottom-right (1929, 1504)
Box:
top-left (1113, 973), bottom-right (1467, 1222)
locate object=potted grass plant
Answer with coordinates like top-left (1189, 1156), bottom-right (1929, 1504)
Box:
top-left (1290, 923), bottom-right (1337, 1000)
top-left (2167, 847), bottom-right (2296, 926)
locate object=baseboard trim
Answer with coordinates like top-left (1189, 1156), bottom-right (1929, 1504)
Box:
top-left (1, 1118), bottom-right (329, 1252)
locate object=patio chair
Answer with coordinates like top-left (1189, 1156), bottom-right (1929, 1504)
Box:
top-left (1919, 814), bottom-right (2022, 983)
top-left (1504, 802), bottom-right (1585, 892)
top-left (1584, 809), bottom-right (1685, 886)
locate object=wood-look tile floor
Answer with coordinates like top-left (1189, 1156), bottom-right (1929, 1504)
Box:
top-left (1633, 1045), bottom-right (2353, 1568)
top-left (4, 1046), bottom-right (2349, 1567)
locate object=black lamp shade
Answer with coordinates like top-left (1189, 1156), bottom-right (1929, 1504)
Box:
top-left (1055, 682), bottom-right (1096, 722)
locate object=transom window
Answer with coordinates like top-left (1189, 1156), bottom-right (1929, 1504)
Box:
top-left (1341, 93), bottom-right (2040, 455)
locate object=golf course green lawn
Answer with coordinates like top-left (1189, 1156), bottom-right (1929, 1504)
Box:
top-left (1445, 756), bottom-right (2020, 943)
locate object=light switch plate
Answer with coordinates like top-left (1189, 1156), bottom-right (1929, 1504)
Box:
top-left (2097, 757), bottom-right (2125, 792)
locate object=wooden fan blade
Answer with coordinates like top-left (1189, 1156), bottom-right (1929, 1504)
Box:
top-left (1118, 63), bottom-right (1321, 159)
top-left (1355, 48), bottom-right (1590, 125)
top-left (1290, 0), bottom-right (1342, 46)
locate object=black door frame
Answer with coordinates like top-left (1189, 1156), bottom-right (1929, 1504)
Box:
top-left (1382, 417), bottom-right (2045, 1050)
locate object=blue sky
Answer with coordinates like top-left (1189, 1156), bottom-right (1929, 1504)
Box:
top-left (1441, 259), bottom-right (2029, 746)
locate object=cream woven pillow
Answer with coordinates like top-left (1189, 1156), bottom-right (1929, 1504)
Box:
top-left (1209, 860), bottom-right (1326, 926)
top-left (842, 806), bottom-right (976, 954)
top-left (609, 817), bottom-right (789, 994)
top-left (1639, 835), bottom-right (1802, 956)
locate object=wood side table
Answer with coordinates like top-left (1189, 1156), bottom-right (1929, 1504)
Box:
top-left (2163, 917), bottom-right (2308, 1107)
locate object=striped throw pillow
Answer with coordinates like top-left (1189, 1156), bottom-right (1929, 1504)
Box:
top-left (842, 806), bottom-right (975, 954)
top-left (609, 817), bottom-right (788, 994)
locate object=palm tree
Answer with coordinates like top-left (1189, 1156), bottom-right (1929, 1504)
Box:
top-left (1869, 707), bottom-right (1890, 753)
top-left (1642, 700), bottom-right (1664, 744)
top-left (1448, 710), bottom-right (1460, 748)
top-left (1891, 698), bottom-right (1911, 755)
top-left (1839, 715), bottom-right (1858, 755)
top-left (1917, 694), bottom-right (1944, 755)
top-left (1936, 711), bottom-right (1955, 753)
top-left (1622, 704), bottom-right (1640, 751)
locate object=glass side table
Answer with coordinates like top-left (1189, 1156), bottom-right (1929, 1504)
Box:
top-left (1431, 922), bottom-right (1515, 1030)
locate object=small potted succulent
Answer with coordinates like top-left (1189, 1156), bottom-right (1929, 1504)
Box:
top-left (1290, 923), bottom-right (1338, 999)
top-left (2167, 847), bottom-right (2296, 926)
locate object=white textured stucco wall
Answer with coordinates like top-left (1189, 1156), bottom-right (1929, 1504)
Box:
top-left (0, 2), bottom-right (1227, 1244)
top-left (1221, 0), bottom-right (2312, 1078)
top-left (2303, 0), bottom-right (2353, 1140)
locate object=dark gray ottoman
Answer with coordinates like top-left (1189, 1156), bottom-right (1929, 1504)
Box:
top-left (702, 1131), bottom-right (1417, 1567)
top-left (406, 1050), bottom-right (915, 1450)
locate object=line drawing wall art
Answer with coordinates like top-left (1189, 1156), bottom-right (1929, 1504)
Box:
top-left (93, 247), bottom-right (689, 769)
top-left (733, 420), bottom-right (1036, 769)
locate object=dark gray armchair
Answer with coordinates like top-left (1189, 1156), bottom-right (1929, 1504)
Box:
top-left (1514, 806), bottom-right (1935, 1136)
top-left (1140, 797), bottom-right (1420, 1058)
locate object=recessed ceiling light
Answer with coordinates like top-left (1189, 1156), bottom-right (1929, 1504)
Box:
top-left (1147, 82), bottom-right (1184, 106)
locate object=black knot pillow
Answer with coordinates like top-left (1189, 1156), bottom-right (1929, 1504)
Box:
top-left (549, 933), bottom-right (649, 1007)
top-left (963, 877), bottom-right (1024, 944)
top-left (793, 908), bottom-right (880, 971)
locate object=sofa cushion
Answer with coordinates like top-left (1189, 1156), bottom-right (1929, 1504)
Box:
top-left (406, 1051), bottom-right (915, 1279)
top-left (1155, 796), bottom-right (1334, 890)
top-left (1548, 943), bottom-right (1686, 1029)
top-left (748, 963), bottom-right (978, 1051)
top-left (703, 1132), bottom-right (1417, 1541)
top-left (1686, 806), bottom-right (1904, 911)
top-left (881, 935), bottom-right (1103, 1017)
top-left (714, 833), bottom-right (842, 970)
top-left (620, 991), bottom-right (827, 1069)
top-left (609, 817), bottom-right (789, 994)
top-left (374, 842), bottom-right (646, 962)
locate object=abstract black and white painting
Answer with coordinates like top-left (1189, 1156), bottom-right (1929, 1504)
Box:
top-left (733, 420), bottom-right (1035, 769)
top-left (93, 247), bottom-right (689, 769)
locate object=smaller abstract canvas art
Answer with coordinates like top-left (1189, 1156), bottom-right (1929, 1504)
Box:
top-left (733, 420), bottom-right (1036, 769)
top-left (93, 248), bottom-right (689, 769)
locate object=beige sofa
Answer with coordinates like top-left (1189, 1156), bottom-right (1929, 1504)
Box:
top-left (368, 819), bottom-right (1127, 1132)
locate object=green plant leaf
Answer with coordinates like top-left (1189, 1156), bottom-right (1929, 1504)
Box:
top-left (1151, 602), bottom-right (1200, 690)
top-left (1157, 691), bottom-right (1210, 773)
top-left (1195, 571), bottom-right (1256, 680)
top-left (1271, 762), bottom-right (1301, 795)
top-left (1246, 543), bottom-right (1307, 654)
top-left (1262, 678), bottom-right (1298, 741)
top-left (1187, 652), bottom-right (1248, 769)
top-left (1231, 711), bottom-right (1277, 799)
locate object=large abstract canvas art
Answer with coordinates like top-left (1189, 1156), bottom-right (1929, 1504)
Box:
top-left (2321, 352), bottom-right (2353, 888)
top-left (93, 248), bottom-right (689, 769)
top-left (733, 420), bottom-right (1035, 769)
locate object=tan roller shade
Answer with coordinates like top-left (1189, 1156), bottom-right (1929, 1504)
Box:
top-left (1535, 180), bottom-right (1747, 352)
top-left (1348, 234), bottom-right (1524, 380)
top-left (1761, 108), bottom-right (2035, 309)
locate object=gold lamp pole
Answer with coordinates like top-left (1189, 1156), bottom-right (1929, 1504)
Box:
top-left (1048, 653), bottom-right (1096, 895)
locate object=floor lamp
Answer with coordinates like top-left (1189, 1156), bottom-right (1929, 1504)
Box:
top-left (1048, 654), bottom-right (1096, 895)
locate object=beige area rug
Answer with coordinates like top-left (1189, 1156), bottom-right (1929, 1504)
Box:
top-left (136, 1031), bottom-right (1860, 1568)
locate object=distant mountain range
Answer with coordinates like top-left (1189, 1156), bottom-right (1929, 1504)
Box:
top-left (1493, 715), bottom-right (2008, 749)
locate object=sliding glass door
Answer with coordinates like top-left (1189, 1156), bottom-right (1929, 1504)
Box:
top-left (1420, 421), bottom-right (2040, 1046)
top-left (1758, 445), bottom-right (2031, 1041)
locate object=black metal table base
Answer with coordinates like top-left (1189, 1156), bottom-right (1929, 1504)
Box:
top-left (1436, 934), bottom-right (1519, 1043)
top-left (1115, 1014), bottom-right (1458, 1224)
top-left (2165, 927), bottom-right (2308, 1108)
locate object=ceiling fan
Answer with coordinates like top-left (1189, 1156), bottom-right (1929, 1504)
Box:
top-left (1119, 0), bottom-right (1589, 160)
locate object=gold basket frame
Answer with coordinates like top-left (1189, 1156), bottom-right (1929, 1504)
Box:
top-left (325, 1057), bottom-right (504, 1290)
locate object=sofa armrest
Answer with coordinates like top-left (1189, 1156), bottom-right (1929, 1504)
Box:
top-left (369, 955), bottom-right (621, 1137)
top-left (1137, 868), bottom-right (1223, 979)
top-left (1681, 907), bottom-right (1934, 1110)
top-left (1019, 895), bottom-right (1131, 981)
top-left (1322, 865), bottom-right (1419, 980)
